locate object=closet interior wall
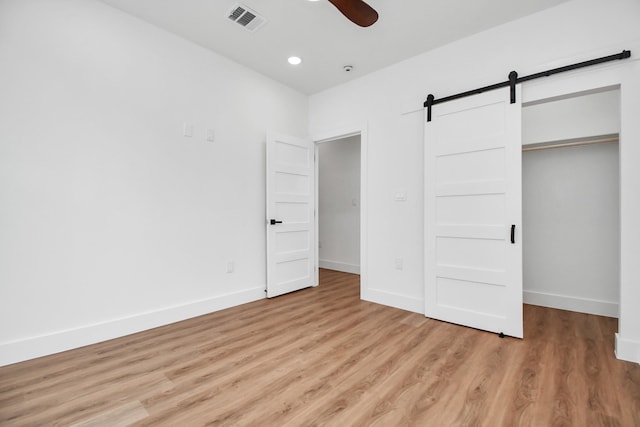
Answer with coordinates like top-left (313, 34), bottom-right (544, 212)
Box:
top-left (522, 88), bottom-right (621, 317)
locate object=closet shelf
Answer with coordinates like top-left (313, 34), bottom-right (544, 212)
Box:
top-left (522, 133), bottom-right (619, 152)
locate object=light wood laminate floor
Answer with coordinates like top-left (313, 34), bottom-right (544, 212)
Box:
top-left (1, 269), bottom-right (639, 426)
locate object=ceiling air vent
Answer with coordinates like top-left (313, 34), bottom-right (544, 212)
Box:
top-left (227, 4), bottom-right (266, 32)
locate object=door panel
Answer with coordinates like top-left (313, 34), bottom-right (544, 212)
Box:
top-left (424, 87), bottom-right (523, 338)
top-left (266, 133), bottom-right (316, 298)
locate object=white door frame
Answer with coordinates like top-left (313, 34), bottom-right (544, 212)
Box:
top-left (312, 124), bottom-right (368, 295)
top-left (519, 49), bottom-right (640, 363)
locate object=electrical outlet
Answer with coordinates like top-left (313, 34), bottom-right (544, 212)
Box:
top-left (226, 261), bottom-right (234, 273)
top-left (395, 257), bottom-right (403, 270)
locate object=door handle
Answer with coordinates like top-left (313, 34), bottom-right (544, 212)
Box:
top-left (270, 219), bottom-right (283, 225)
top-left (510, 224), bottom-right (516, 244)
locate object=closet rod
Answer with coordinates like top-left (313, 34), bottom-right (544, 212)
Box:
top-left (522, 136), bottom-right (618, 152)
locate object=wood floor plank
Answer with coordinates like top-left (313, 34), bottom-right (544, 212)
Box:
top-left (4, 373), bottom-right (173, 426)
top-left (133, 303), bottom-right (390, 422)
top-left (279, 316), bottom-right (445, 427)
top-left (313, 318), bottom-right (457, 426)
top-left (430, 333), bottom-right (516, 427)
top-left (480, 305), bottom-right (543, 425)
top-left (135, 304), bottom-right (408, 425)
top-left (618, 360), bottom-right (640, 426)
top-left (1, 269), bottom-right (639, 426)
top-left (69, 401), bottom-right (149, 427)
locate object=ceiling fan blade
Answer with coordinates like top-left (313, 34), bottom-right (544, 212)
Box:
top-left (327, 0), bottom-right (378, 27)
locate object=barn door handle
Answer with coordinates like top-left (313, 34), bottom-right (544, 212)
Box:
top-left (270, 219), bottom-right (283, 225)
top-left (510, 224), bottom-right (516, 244)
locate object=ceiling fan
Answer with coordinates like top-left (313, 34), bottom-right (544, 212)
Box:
top-left (327, 0), bottom-right (378, 27)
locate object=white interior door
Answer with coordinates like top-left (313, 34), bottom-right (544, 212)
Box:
top-left (424, 87), bottom-right (523, 338)
top-left (266, 132), bottom-right (316, 298)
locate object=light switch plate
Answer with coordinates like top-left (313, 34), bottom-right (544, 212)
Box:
top-left (394, 191), bottom-right (407, 201)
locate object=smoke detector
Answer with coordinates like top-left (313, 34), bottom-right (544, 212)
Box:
top-left (227, 3), bottom-right (267, 32)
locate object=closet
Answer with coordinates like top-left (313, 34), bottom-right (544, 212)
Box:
top-left (423, 56), bottom-right (638, 360)
top-left (521, 88), bottom-right (620, 317)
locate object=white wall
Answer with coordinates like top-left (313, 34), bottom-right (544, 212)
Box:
top-left (309, 0), bottom-right (640, 362)
top-left (522, 89), bottom-right (620, 145)
top-left (0, 0), bottom-right (308, 366)
top-left (318, 136), bottom-right (360, 274)
top-left (523, 142), bottom-right (620, 316)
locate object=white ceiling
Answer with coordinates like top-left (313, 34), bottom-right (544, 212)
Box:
top-left (98, 0), bottom-right (570, 94)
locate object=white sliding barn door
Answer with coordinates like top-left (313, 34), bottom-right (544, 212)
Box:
top-left (424, 87), bottom-right (523, 338)
top-left (266, 133), bottom-right (316, 298)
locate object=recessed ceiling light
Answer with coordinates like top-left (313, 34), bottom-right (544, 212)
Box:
top-left (288, 56), bottom-right (302, 65)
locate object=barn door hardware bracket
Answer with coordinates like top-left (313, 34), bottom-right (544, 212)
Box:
top-left (499, 332), bottom-right (505, 339)
top-left (425, 94), bottom-right (434, 122)
top-left (509, 71), bottom-right (518, 104)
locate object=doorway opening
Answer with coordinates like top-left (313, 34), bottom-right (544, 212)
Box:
top-left (522, 87), bottom-right (621, 318)
top-left (318, 135), bottom-right (361, 275)
top-left (314, 126), bottom-right (367, 297)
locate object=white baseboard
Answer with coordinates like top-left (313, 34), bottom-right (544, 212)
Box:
top-left (615, 333), bottom-right (640, 364)
top-left (319, 259), bottom-right (360, 275)
top-left (0, 286), bottom-right (265, 367)
top-left (362, 288), bottom-right (423, 314)
top-left (523, 290), bottom-right (618, 318)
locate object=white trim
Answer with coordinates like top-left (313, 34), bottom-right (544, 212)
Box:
top-left (319, 259), bottom-right (360, 275)
top-left (362, 288), bottom-right (423, 314)
top-left (0, 286), bottom-right (265, 367)
top-left (313, 124), bottom-right (362, 144)
top-left (523, 290), bottom-right (618, 318)
top-left (615, 333), bottom-right (640, 364)
top-left (312, 123), bottom-right (368, 300)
